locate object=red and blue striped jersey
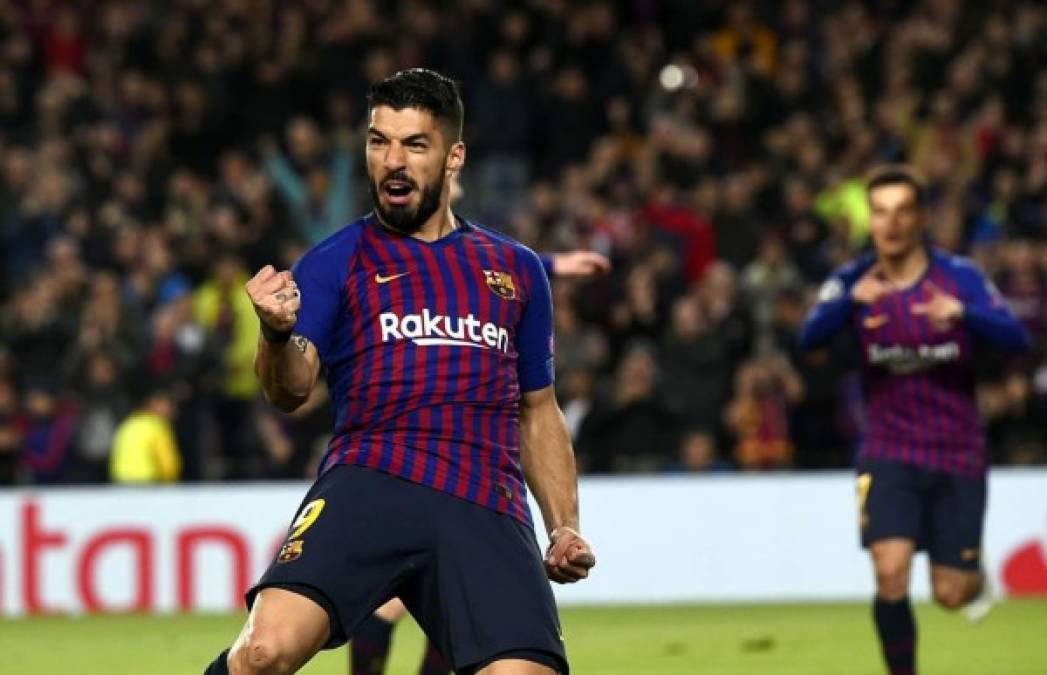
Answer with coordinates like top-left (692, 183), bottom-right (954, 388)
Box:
top-left (291, 213), bottom-right (554, 525)
top-left (800, 249), bottom-right (1030, 476)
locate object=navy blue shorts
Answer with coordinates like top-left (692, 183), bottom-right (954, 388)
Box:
top-left (247, 465), bottom-right (568, 673)
top-left (856, 459), bottom-right (986, 570)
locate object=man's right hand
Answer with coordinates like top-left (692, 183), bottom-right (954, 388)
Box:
top-left (851, 265), bottom-right (893, 305)
top-left (246, 265), bottom-right (301, 334)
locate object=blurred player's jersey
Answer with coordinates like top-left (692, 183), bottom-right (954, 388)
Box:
top-left (291, 213), bottom-right (553, 525)
top-left (800, 248), bottom-right (1029, 476)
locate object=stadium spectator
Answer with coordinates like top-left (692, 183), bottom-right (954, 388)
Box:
top-left (192, 252), bottom-right (262, 479)
top-left (0, 375), bottom-right (21, 483)
top-left (109, 386), bottom-right (181, 483)
top-left (72, 350), bottom-right (130, 483)
top-left (260, 117), bottom-right (356, 245)
top-left (552, 299), bottom-right (609, 376)
top-left (726, 355), bottom-right (804, 470)
top-left (576, 342), bottom-right (678, 473)
top-left (675, 428), bottom-right (734, 473)
top-left (658, 295), bottom-right (732, 432)
top-left (740, 232), bottom-right (803, 354)
top-left (557, 367), bottom-right (596, 443)
top-left (18, 378), bottom-right (78, 484)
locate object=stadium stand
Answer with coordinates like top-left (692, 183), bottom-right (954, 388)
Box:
top-left (0, 0), bottom-right (1043, 484)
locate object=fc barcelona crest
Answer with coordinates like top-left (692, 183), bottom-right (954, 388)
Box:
top-left (277, 539), bottom-right (304, 563)
top-left (483, 270), bottom-right (517, 301)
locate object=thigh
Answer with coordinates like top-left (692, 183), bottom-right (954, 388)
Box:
top-left (400, 496), bottom-right (568, 674)
top-left (248, 465), bottom-right (428, 648)
top-left (869, 537), bottom-right (916, 594)
top-left (858, 460), bottom-right (926, 550)
top-left (927, 471), bottom-right (987, 570)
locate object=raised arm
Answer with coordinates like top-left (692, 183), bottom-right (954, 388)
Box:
top-left (260, 141), bottom-right (307, 210)
top-left (246, 265), bottom-right (322, 412)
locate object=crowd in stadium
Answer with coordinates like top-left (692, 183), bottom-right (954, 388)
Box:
top-left (0, 0), bottom-right (1043, 484)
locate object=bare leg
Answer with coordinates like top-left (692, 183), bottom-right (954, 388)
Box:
top-left (870, 539), bottom-right (917, 675)
top-left (228, 587), bottom-right (331, 675)
top-left (930, 565), bottom-right (983, 611)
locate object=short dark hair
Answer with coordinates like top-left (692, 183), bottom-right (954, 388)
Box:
top-left (367, 68), bottom-right (464, 142)
top-left (865, 163), bottom-right (926, 206)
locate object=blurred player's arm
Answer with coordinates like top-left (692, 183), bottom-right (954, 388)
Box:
top-left (950, 264), bottom-right (1030, 351)
top-left (539, 251), bottom-right (612, 278)
top-left (799, 261), bottom-right (878, 349)
top-left (246, 265), bottom-right (322, 413)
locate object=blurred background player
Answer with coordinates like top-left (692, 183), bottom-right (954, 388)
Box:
top-left (799, 164), bottom-right (1030, 675)
top-left (205, 69), bottom-right (595, 675)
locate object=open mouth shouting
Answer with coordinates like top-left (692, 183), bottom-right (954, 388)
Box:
top-left (382, 175), bottom-right (417, 206)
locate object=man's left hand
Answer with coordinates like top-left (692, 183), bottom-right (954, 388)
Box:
top-left (544, 526), bottom-right (596, 584)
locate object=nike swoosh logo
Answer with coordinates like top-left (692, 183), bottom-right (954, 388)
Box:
top-left (375, 272), bottom-right (409, 284)
top-left (863, 313), bottom-right (889, 329)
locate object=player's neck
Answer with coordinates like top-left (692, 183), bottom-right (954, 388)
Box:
top-left (878, 247), bottom-right (929, 288)
top-left (411, 204), bottom-right (457, 243)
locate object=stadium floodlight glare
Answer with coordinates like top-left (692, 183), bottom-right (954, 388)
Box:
top-left (658, 63), bottom-right (699, 91)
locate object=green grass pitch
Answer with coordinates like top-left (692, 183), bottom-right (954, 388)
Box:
top-left (2, 600), bottom-right (1046, 674)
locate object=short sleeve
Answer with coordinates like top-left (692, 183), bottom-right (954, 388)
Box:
top-left (515, 250), bottom-right (555, 392)
top-left (290, 231), bottom-right (356, 364)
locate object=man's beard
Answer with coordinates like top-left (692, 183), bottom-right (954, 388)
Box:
top-left (369, 169), bottom-right (445, 236)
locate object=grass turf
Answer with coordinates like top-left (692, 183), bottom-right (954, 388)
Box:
top-left (2, 600), bottom-right (1046, 674)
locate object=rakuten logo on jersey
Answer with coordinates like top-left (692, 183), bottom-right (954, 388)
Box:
top-left (379, 310), bottom-right (510, 352)
top-left (867, 341), bottom-right (960, 373)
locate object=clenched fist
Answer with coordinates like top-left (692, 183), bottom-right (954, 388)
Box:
top-left (544, 526), bottom-right (596, 584)
top-left (246, 265), bottom-right (301, 336)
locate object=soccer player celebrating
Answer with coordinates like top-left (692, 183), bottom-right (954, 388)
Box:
top-left (799, 164), bottom-right (1030, 675)
top-left (350, 245), bottom-right (609, 675)
top-left (349, 172), bottom-right (610, 675)
top-left (204, 69), bottom-right (595, 675)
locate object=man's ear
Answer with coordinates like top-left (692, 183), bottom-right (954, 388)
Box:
top-left (446, 141), bottom-right (466, 173)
